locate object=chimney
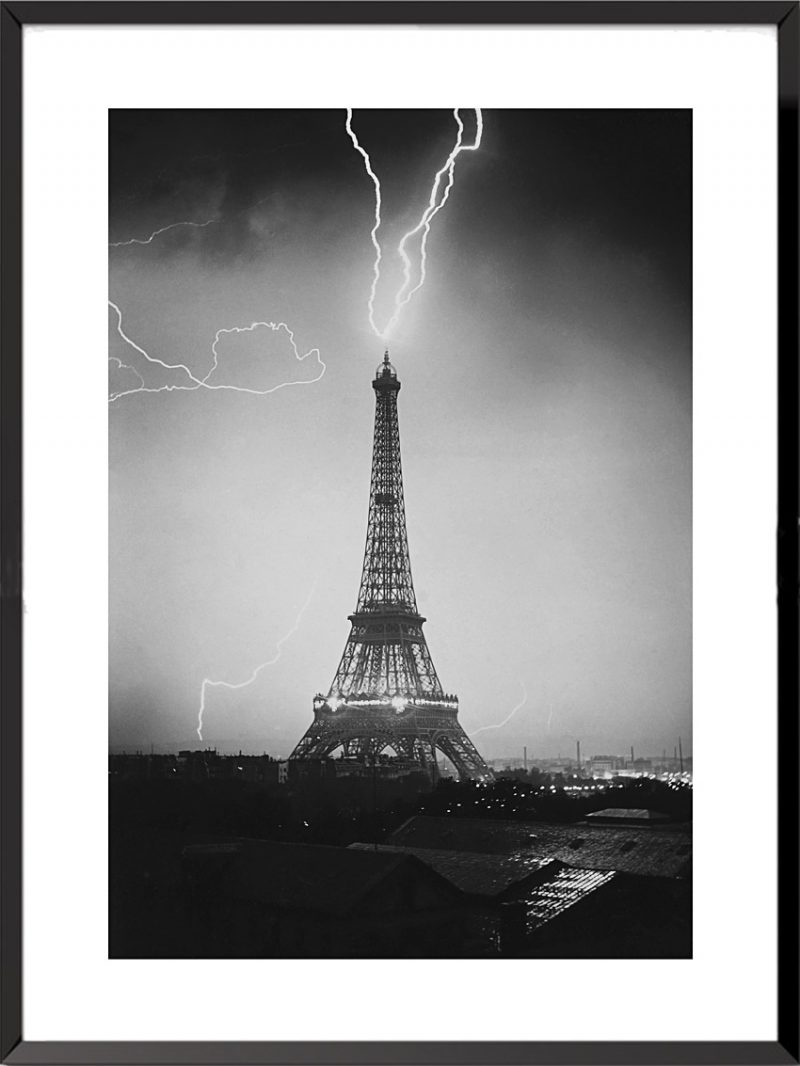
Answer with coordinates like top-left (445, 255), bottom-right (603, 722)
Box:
top-left (576, 740), bottom-right (581, 769)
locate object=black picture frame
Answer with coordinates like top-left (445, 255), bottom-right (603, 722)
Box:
top-left (1, 3), bottom-right (798, 1064)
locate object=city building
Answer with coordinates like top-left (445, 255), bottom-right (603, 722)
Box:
top-left (384, 814), bottom-right (691, 956)
top-left (388, 815), bottom-right (692, 880)
top-left (180, 839), bottom-right (467, 957)
top-left (589, 755), bottom-right (627, 775)
top-left (348, 842), bottom-right (620, 955)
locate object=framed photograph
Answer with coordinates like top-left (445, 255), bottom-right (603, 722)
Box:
top-left (1, 2), bottom-right (797, 1063)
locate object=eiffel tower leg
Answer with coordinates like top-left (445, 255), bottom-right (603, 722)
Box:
top-left (435, 726), bottom-right (492, 782)
top-left (290, 718), bottom-right (339, 760)
top-left (430, 740), bottom-right (440, 784)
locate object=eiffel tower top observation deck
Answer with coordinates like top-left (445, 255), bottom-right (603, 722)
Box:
top-left (289, 352), bottom-right (491, 781)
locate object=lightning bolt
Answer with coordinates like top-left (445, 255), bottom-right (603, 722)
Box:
top-left (469, 682), bottom-right (528, 738)
top-left (384, 108), bottom-right (482, 337)
top-left (345, 109), bottom-right (384, 339)
top-left (347, 107), bottom-right (482, 340)
top-left (108, 355), bottom-right (145, 394)
top-left (108, 300), bottom-right (326, 403)
top-left (196, 585), bottom-right (316, 743)
top-left (108, 193), bottom-right (273, 251)
top-left (109, 218), bottom-right (217, 247)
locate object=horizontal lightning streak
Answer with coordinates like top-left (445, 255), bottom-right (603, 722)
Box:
top-left (108, 355), bottom-right (145, 394)
top-left (196, 585), bottom-right (316, 742)
top-left (108, 299), bottom-right (204, 399)
top-left (109, 218), bottom-right (217, 247)
top-left (469, 682), bottom-right (528, 738)
top-left (347, 107), bottom-right (482, 339)
top-left (108, 300), bottom-right (326, 403)
top-left (109, 191), bottom-right (279, 252)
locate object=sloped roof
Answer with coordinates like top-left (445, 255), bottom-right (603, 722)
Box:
top-left (525, 867), bottom-right (616, 931)
top-left (586, 808), bottom-right (669, 822)
top-left (349, 842), bottom-right (558, 898)
top-left (390, 817), bottom-right (544, 855)
top-left (181, 838), bottom-right (459, 915)
top-left (387, 816), bottom-right (691, 879)
top-left (349, 843), bottom-right (617, 933)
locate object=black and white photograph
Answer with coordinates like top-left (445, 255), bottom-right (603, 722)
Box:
top-left (108, 107), bottom-right (692, 960)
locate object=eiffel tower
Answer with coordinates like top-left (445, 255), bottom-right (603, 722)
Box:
top-left (290, 352), bottom-right (492, 781)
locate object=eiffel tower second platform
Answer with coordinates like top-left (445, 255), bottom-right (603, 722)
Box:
top-left (289, 353), bottom-right (492, 782)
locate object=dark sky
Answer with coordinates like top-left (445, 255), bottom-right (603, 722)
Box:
top-left (109, 108), bottom-right (691, 759)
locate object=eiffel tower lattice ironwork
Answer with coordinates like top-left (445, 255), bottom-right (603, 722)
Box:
top-left (290, 352), bottom-right (492, 781)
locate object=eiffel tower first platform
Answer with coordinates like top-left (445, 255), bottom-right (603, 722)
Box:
top-left (290, 352), bottom-right (492, 782)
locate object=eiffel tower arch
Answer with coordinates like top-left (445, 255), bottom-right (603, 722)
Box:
top-left (290, 353), bottom-right (492, 782)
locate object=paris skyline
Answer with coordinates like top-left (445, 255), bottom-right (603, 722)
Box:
top-left (109, 108), bottom-right (691, 761)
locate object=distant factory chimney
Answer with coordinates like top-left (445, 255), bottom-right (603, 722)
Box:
top-left (576, 740), bottom-right (581, 768)
top-left (630, 745), bottom-right (635, 764)
top-left (523, 745), bottom-right (527, 772)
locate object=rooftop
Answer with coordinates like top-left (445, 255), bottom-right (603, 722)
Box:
top-left (349, 842), bottom-right (558, 898)
top-left (586, 808), bottom-right (670, 822)
top-left (525, 866), bottom-right (617, 932)
top-left (349, 843), bottom-right (617, 935)
top-left (388, 815), bottom-right (692, 879)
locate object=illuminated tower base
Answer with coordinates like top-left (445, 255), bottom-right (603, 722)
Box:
top-left (290, 353), bottom-right (492, 782)
top-left (291, 692), bottom-right (491, 781)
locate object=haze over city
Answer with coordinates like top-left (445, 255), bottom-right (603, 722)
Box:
top-left (109, 108), bottom-right (691, 761)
